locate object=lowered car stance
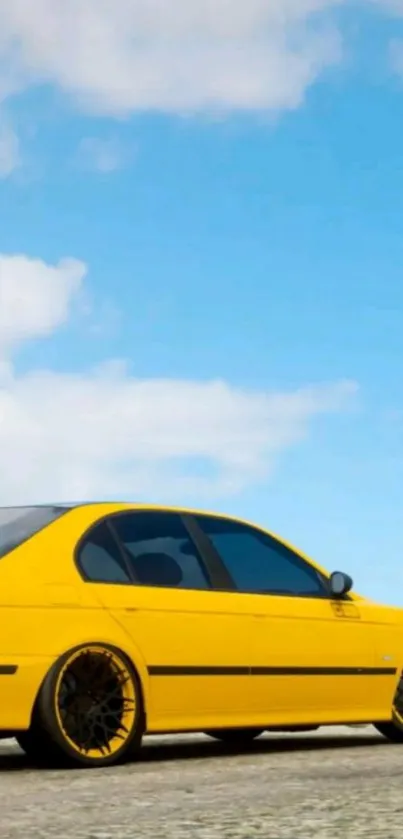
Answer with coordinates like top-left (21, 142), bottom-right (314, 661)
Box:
top-left (0, 502), bottom-right (402, 768)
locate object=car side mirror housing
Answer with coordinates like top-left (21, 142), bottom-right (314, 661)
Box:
top-left (329, 571), bottom-right (353, 599)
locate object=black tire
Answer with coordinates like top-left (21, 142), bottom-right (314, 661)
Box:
top-left (19, 643), bottom-right (144, 768)
top-left (16, 727), bottom-right (59, 764)
top-left (375, 675), bottom-right (403, 743)
top-left (205, 728), bottom-right (264, 745)
top-left (375, 721), bottom-right (403, 743)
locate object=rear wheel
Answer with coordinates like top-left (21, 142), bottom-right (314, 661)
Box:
top-left (18, 644), bottom-right (143, 768)
top-left (16, 727), bottom-right (59, 763)
top-left (205, 728), bottom-right (264, 745)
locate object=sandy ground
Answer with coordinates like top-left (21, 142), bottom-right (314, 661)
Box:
top-left (0, 727), bottom-right (402, 838)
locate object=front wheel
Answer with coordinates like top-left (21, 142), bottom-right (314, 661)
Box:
top-left (375, 674), bottom-right (403, 743)
top-left (375, 720), bottom-right (403, 743)
top-left (205, 728), bottom-right (264, 745)
top-left (19, 644), bottom-right (144, 768)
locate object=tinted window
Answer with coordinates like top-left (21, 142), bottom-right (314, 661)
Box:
top-left (78, 522), bottom-right (131, 584)
top-left (195, 516), bottom-right (326, 598)
top-left (0, 506), bottom-right (69, 559)
top-left (111, 512), bottom-right (211, 590)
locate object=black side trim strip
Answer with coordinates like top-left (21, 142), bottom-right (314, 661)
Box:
top-left (149, 666), bottom-right (250, 677)
top-left (0, 666), bottom-right (18, 676)
top-left (251, 666), bottom-right (398, 677)
top-left (148, 665), bottom-right (397, 677)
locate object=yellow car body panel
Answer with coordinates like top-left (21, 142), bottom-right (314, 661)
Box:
top-left (0, 502), bottom-right (402, 734)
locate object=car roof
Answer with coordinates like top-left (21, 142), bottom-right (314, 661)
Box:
top-left (0, 501), bottom-right (336, 587)
top-left (0, 502), bottom-right (136, 509)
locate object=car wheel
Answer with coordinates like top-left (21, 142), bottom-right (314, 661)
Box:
top-left (20, 643), bottom-right (144, 768)
top-left (375, 721), bottom-right (403, 742)
top-left (374, 674), bottom-right (403, 743)
top-left (16, 727), bottom-right (60, 763)
top-left (205, 728), bottom-right (264, 744)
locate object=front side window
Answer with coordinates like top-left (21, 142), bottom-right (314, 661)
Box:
top-left (195, 516), bottom-right (326, 598)
top-left (111, 512), bottom-right (211, 591)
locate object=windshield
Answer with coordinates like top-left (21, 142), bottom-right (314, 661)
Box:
top-left (0, 506), bottom-right (70, 559)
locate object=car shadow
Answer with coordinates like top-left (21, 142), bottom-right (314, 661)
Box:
top-left (0, 730), bottom-right (392, 773)
top-left (139, 731), bottom-right (389, 764)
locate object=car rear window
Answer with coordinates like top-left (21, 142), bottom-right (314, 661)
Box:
top-left (0, 506), bottom-right (69, 559)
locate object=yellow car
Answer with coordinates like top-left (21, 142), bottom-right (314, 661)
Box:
top-left (0, 501), bottom-right (402, 769)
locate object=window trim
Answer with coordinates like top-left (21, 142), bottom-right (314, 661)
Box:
top-left (76, 518), bottom-right (134, 586)
top-left (181, 515), bottom-right (235, 591)
top-left (75, 509), bottom-right (224, 592)
top-left (192, 513), bottom-right (332, 601)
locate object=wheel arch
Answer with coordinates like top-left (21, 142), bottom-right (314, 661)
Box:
top-left (28, 636), bottom-right (150, 731)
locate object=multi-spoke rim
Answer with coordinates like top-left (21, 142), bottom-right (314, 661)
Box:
top-left (54, 646), bottom-right (136, 759)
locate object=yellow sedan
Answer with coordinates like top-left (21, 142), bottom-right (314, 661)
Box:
top-left (0, 502), bottom-right (402, 768)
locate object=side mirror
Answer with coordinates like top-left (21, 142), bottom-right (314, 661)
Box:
top-left (329, 571), bottom-right (353, 599)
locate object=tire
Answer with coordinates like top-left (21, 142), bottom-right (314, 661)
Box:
top-left (375, 675), bottom-right (403, 743)
top-left (205, 728), bottom-right (264, 745)
top-left (19, 643), bottom-right (144, 768)
top-left (16, 727), bottom-right (60, 764)
top-left (375, 721), bottom-right (403, 743)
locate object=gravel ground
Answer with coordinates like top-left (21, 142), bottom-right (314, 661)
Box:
top-left (0, 727), bottom-right (402, 838)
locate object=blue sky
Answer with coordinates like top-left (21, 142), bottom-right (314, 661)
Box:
top-left (0, 0), bottom-right (403, 603)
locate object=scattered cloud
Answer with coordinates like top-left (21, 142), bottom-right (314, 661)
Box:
top-left (0, 1), bottom-right (401, 139)
top-left (0, 254), bottom-right (87, 353)
top-left (0, 1), bottom-right (401, 131)
top-left (0, 252), bottom-right (358, 505)
top-left (0, 120), bottom-right (20, 178)
top-left (76, 136), bottom-right (136, 173)
top-left (0, 0), bottom-right (344, 118)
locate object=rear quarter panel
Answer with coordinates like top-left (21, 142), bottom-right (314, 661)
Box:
top-left (0, 506), bottom-right (152, 729)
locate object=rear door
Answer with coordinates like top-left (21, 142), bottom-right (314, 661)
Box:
top-left (192, 514), bottom-right (389, 726)
top-left (76, 509), bottom-right (255, 731)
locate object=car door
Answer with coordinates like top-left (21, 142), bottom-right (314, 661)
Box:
top-left (192, 514), bottom-right (392, 727)
top-left (75, 509), bottom-right (256, 732)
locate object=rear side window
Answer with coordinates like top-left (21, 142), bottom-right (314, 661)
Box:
top-left (0, 506), bottom-right (69, 559)
top-left (78, 511), bottom-right (212, 590)
top-left (111, 512), bottom-right (211, 590)
top-left (79, 522), bottom-right (131, 584)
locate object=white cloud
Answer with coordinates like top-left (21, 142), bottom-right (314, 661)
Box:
top-left (0, 254), bottom-right (87, 353)
top-left (0, 252), bottom-right (358, 506)
top-left (0, 0), bottom-right (402, 132)
top-left (0, 121), bottom-right (20, 178)
top-left (76, 137), bottom-right (135, 173)
top-left (0, 0), bottom-right (343, 117)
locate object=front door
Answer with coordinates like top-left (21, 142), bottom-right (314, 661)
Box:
top-left (192, 513), bottom-right (392, 727)
top-left (76, 509), bottom-right (255, 732)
